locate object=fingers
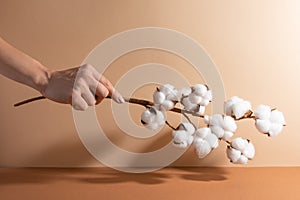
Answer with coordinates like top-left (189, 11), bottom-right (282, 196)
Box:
top-left (95, 82), bottom-right (109, 104)
top-left (72, 90), bottom-right (89, 111)
top-left (71, 64), bottom-right (124, 111)
top-left (98, 75), bottom-right (125, 104)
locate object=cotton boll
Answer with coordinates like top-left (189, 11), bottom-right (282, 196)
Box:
top-left (178, 87), bottom-right (192, 97)
top-left (255, 119), bottom-right (271, 134)
top-left (223, 131), bottom-right (234, 141)
top-left (254, 105), bottom-right (271, 120)
top-left (209, 114), bottom-right (223, 126)
top-left (236, 155), bottom-right (248, 164)
top-left (232, 101), bottom-right (252, 119)
top-left (198, 106), bottom-right (206, 115)
top-left (270, 110), bottom-right (286, 125)
top-left (194, 138), bottom-right (211, 159)
top-left (181, 97), bottom-right (197, 111)
top-left (206, 133), bottom-right (219, 149)
top-left (204, 115), bottom-right (210, 124)
top-left (268, 123), bottom-right (283, 137)
top-left (146, 123), bottom-right (159, 131)
top-left (154, 109), bottom-right (166, 125)
top-left (161, 100), bottom-right (174, 111)
top-left (231, 137), bottom-right (247, 151)
top-left (172, 130), bottom-right (187, 147)
top-left (203, 90), bottom-right (212, 102)
top-left (173, 130), bottom-right (192, 148)
top-left (153, 91), bottom-right (165, 104)
top-left (159, 84), bottom-right (175, 96)
top-left (200, 99), bottom-right (210, 107)
top-left (189, 93), bottom-right (202, 104)
top-left (224, 96), bottom-right (243, 116)
top-left (210, 126), bottom-right (224, 139)
top-left (226, 147), bottom-right (241, 163)
top-left (223, 116), bottom-right (237, 132)
top-left (194, 128), bottom-right (210, 138)
top-left (187, 135), bottom-right (194, 146)
top-left (242, 142), bottom-right (255, 159)
top-left (141, 109), bottom-right (154, 124)
top-left (192, 84), bottom-right (207, 96)
top-left (167, 93), bottom-right (179, 102)
top-left (179, 122), bottom-right (195, 135)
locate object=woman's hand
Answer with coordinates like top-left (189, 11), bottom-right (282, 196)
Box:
top-left (43, 64), bottom-right (124, 110)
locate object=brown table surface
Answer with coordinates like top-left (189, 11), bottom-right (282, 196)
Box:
top-left (0, 167), bottom-right (299, 200)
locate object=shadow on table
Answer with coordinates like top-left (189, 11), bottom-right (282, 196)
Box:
top-left (0, 167), bottom-right (227, 185)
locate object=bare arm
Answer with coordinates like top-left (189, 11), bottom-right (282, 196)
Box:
top-left (0, 37), bottom-right (50, 93)
top-left (0, 36), bottom-right (124, 110)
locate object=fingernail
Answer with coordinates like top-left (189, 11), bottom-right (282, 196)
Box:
top-left (118, 95), bottom-right (125, 104)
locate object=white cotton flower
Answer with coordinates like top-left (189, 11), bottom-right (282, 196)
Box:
top-left (226, 146), bottom-right (241, 163)
top-left (224, 96), bottom-right (252, 119)
top-left (210, 125), bottom-right (224, 138)
top-left (194, 127), bottom-right (210, 138)
top-left (178, 122), bottom-right (195, 135)
top-left (193, 128), bottom-right (219, 159)
top-left (268, 123), bottom-right (283, 137)
top-left (224, 96), bottom-right (242, 116)
top-left (172, 123), bottom-right (195, 149)
top-left (204, 115), bottom-right (210, 124)
top-left (205, 132), bottom-right (219, 149)
top-left (254, 105), bottom-right (271, 120)
top-left (226, 137), bottom-right (255, 164)
top-left (189, 93), bottom-right (202, 104)
top-left (177, 87), bottom-right (192, 98)
top-left (153, 84), bottom-right (178, 111)
top-left (141, 109), bottom-right (154, 124)
top-left (254, 105), bottom-right (286, 137)
top-left (270, 110), bottom-right (286, 125)
top-left (255, 119), bottom-right (271, 134)
top-left (208, 114), bottom-right (223, 126)
top-left (153, 90), bottom-right (165, 104)
top-left (172, 130), bottom-right (194, 148)
top-left (160, 100), bottom-right (175, 111)
top-left (180, 84), bottom-right (212, 114)
top-left (192, 84), bottom-right (207, 96)
top-left (232, 101), bottom-right (252, 119)
top-left (223, 116), bottom-right (238, 132)
top-left (223, 131), bottom-right (234, 141)
top-left (146, 123), bottom-right (159, 131)
top-left (159, 84), bottom-right (175, 96)
top-left (236, 155), bottom-right (249, 164)
top-left (231, 137), bottom-right (247, 151)
top-left (205, 114), bottom-right (237, 140)
top-left (141, 107), bottom-right (165, 131)
top-left (194, 128), bottom-right (219, 149)
top-left (201, 90), bottom-right (212, 106)
top-left (181, 96), bottom-right (198, 111)
top-left (194, 138), bottom-right (211, 158)
top-left (242, 142), bottom-right (255, 159)
top-left (198, 106), bottom-right (206, 115)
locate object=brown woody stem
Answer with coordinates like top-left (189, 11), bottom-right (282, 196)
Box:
top-left (13, 95), bottom-right (257, 122)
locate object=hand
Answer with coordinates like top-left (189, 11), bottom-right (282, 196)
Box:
top-left (42, 64), bottom-right (124, 110)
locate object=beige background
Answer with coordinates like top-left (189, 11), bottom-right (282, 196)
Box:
top-left (0, 0), bottom-right (299, 167)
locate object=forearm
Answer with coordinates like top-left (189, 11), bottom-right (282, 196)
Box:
top-left (0, 36), bottom-right (51, 93)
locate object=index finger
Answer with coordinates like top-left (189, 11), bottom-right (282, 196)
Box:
top-left (98, 75), bottom-right (125, 104)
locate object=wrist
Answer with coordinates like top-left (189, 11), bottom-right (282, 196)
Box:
top-left (31, 62), bottom-right (52, 95)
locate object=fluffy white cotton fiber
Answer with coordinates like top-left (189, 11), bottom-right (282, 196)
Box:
top-left (172, 122), bottom-right (195, 148)
top-left (205, 114), bottom-right (237, 140)
top-left (224, 96), bottom-right (252, 119)
top-left (254, 105), bottom-right (286, 136)
top-left (153, 84), bottom-right (178, 111)
top-left (227, 137), bottom-right (255, 164)
top-left (141, 107), bottom-right (165, 131)
top-left (193, 127), bottom-right (219, 158)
